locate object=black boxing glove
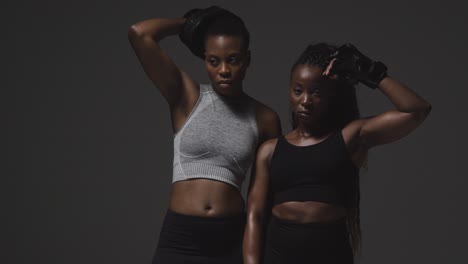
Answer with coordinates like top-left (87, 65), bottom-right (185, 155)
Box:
top-left (331, 43), bottom-right (388, 89)
top-left (182, 8), bottom-right (202, 19)
top-left (179, 6), bottom-right (237, 59)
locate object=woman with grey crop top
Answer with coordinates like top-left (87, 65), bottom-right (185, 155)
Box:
top-left (243, 43), bottom-right (432, 264)
top-left (128, 6), bottom-right (281, 264)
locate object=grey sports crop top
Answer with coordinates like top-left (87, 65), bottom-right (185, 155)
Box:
top-left (172, 84), bottom-right (259, 190)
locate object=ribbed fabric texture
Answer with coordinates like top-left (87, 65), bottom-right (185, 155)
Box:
top-left (172, 84), bottom-right (258, 190)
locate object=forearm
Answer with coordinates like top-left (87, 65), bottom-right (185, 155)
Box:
top-left (128, 18), bottom-right (185, 42)
top-left (243, 215), bottom-right (263, 264)
top-left (378, 76), bottom-right (432, 117)
top-left (331, 43), bottom-right (431, 117)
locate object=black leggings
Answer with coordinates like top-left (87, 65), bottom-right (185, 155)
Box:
top-left (263, 215), bottom-right (354, 264)
top-left (152, 209), bottom-right (245, 264)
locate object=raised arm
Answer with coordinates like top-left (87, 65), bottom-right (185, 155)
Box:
top-left (128, 17), bottom-right (199, 131)
top-left (356, 76), bottom-right (432, 147)
top-left (243, 139), bottom-right (277, 264)
top-left (331, 44), bottom-right (432, 149)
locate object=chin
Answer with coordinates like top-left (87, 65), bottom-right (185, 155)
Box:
top-left (298, 117), bottom-right (316, 124)
top-left (214, 85), bottom-right (242, 97)
top-left (296, 113), bottom-right (319, 124)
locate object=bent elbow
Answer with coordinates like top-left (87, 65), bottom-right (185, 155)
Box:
top-left (420, 103), bottom-right (432, 120)
top-left (128, 24), bottom-right (143, 40)
top-left (425, 103), bottom-right (432, 115)
top-left (411, 103), bottom-right (432, 123)
top-left (128, 22), bottom-right (155, 41)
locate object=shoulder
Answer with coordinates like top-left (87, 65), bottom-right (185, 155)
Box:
top-left (342, 118), bottom-right (368, 142)
top-left (342, 119), bottom-right (370, 167)
top-left (257, 137), bottom-right (279, 164)
top-left (251, 98), bottom-right (279, 123)
top-left (342, 118), bottom-right (371, 149)
top-left (248, 97), bottom-right (282, 142)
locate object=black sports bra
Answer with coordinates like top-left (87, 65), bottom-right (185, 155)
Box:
top-left (269, 131), bottom-right (359, 207)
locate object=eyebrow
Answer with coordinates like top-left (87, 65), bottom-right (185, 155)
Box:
top-left (205, 51), bottom-right (242, 56)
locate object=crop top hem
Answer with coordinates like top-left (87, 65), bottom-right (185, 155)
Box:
top-left (273, 186), bottom-right (345, 207)
top-left (173, 175), bottom-right (241, 190)
top-left (173, 162), bottom-right (243, 190)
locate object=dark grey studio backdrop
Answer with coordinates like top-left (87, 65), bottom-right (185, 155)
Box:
top-left (6, 0), bottom-right (467, 263)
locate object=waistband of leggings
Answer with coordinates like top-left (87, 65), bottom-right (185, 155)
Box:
top-left (271, 214), bottom-right (347, 228)
top-left (165, 208), bottom-right (246, 223)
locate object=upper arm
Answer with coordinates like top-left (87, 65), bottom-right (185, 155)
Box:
top-left (128, 26), bottom-right (199, 109)
top-left (246, 102), bottom-right (280, 196)
top-left (246, 139), bottom-right (277, 216)
top-left (255, 103), bottom-right (282, 144)
top-left (347, 76), bottom-right (432, 149)
top-left (350, 109), bottom-right (429, 149)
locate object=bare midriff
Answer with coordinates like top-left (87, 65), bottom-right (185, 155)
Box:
top-left (272, 201), bottom-right (347, 223)
top-left (169, 179), bottom-right (245, 217)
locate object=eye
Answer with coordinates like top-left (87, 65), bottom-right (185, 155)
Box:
top-left (228, 56), bottom-right (240, 65)
top-left (293, 86), bottom-right (302, 95)
top-left (208, 57), bottom-right (219, 67)
top-left (311, 89), bottom-right (320, 95)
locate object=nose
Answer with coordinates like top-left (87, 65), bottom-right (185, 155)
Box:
top-left (219, 63), bottom-right (231, 78)
top-left (300, 93), bottom-right (312, 107)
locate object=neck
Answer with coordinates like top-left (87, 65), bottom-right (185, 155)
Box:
top-left (295, 122), bottom-right (334, 138)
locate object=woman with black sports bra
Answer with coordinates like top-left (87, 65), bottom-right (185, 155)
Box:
top-left (243, 43), bottom-right (432, 264)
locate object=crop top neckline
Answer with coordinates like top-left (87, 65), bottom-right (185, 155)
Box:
top-left (281, 131), bottom-right (339, 149)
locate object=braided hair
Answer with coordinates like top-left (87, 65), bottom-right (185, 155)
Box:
top-left (290, 43), bottom-right (363, 256)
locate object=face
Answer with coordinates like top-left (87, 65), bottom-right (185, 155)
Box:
top-left (204, 35), bottom-right (250, 96)
top-left (290, 64), bottom-right (338, 125)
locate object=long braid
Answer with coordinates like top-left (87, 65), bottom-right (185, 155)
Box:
top-left (290, 43), bottom-right (363, 256)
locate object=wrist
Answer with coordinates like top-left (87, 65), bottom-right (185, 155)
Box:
top-left (361, 61), bottom-right (388, 89)
top-left (376, 75), bottom-right (391, 89)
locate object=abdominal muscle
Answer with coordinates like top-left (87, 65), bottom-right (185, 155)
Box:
top-left (272, 201), bottom-right (347, 223)
top-left (169, 179), bottom-right (245, 217)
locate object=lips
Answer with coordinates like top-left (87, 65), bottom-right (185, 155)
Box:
top-left (297, 111), bottom-right (313, 119)
top-left (218, 80), bottom-right (233, 87)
